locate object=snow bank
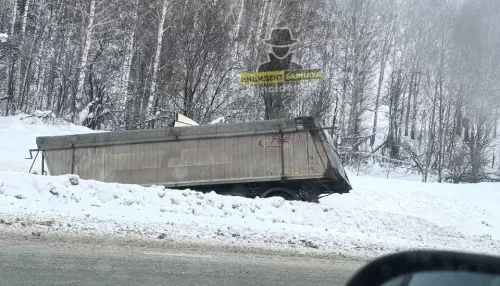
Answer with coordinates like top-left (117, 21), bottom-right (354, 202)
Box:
top-left (1, 171), bottom-right (499, 258)
top-left (0, 113), bottom-right (96, 173)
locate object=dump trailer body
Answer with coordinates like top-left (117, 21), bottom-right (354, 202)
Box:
top-left (36, 117), bottom-right (351, 201)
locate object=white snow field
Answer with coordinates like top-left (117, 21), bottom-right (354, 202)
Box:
top-left (0, 113), bottom-right (499, 258)
top-left (0, 112), bottom-right (98, 173)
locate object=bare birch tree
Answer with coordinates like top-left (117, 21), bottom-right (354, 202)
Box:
top-left (74, 0), bottom-right (96, 123)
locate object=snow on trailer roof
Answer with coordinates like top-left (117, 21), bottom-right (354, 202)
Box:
top-left (36, 117), bottom-right (319, 151)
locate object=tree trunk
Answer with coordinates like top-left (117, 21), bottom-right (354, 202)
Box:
top-left (410, 70), bottom-right (420, 140)
top-left (404, 71), bottom-right (414, 137)
top-left (424, 80), bottom-right (438, 182)
top-left (21, 0), bottom-right (45, 112)
top-left (235, 0), bottom-right (246, 41)
top-left (122, 0), bottom-right (139, 129)
top-left (33, 0), bottom-right (49, 111)
top-left (9, 0), bottom-right (17, 37)
top-left (5, 0), bottom-right (18, 116)
top-left (339, 34), bottom-right (350, 141)
top-left (43, 5), bottom-right (63, 111)
top-left (121, 0), bottom-right (138, 101)
top-left (145, 0), bottom-right (169, 120)
top-left (371, 28), bottom-right (391, 146)
top-left (12, 0), bottom-right (30, 113)
top-left (74, 0), bottom-right (96, 124)
top-left (436, 32), bottom-right (446, 183)
top-left (470, 124), bottom-right (479, 183)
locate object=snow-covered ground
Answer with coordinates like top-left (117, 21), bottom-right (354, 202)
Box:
top-left (0, 113), bottom-right (499, 259)
top-left (346, 163), bottom-right (426, 182)
top-left (0, 112), bottom-right (98, 173)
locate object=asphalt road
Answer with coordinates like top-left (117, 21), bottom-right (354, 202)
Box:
top-left (0, 237), bottom-right (365, 286)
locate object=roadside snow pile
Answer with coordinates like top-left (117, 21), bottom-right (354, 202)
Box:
top-left (1, 171), bottom-right (499, 258)
top-left (0, 112), bottom-right (96, 173)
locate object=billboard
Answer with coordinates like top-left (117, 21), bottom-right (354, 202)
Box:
top-left (238, 28), bottom-right (323, 85)
top-left (238, 27), bottom-right (323, 119)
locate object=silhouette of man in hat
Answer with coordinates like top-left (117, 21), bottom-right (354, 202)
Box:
top-left (258, 28), bottom-right (302, 72)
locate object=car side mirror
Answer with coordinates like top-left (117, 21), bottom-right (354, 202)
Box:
top-left (346, 250), bottom-right (500, 286)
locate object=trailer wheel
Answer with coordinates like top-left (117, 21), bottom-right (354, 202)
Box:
top-left (262, 187), bottom-right (300, 201)
top-left (300, 185), bottom-right (320, 203)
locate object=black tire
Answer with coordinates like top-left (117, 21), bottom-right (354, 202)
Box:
top-left (262, 187), bottom-right (300, 201)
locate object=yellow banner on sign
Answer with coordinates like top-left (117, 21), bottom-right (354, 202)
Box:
top-left (239, 71), bottom-right (285, 85)
top-left (238, 69), bottom-right (323, 86)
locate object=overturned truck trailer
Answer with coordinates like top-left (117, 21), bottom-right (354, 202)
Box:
top-left (36, 117), bottom-right (351, 202)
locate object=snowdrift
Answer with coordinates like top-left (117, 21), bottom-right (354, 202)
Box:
top-left (0, 112), bottom-right (97, 173)
top-left (1, 172), bottom-right (499, 258)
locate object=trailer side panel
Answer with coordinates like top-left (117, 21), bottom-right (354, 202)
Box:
top-left (37, 117), bottom-right (351, 194)
top-left (42, 130), bottom-right (327, 187)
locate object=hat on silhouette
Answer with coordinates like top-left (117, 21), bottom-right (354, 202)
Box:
top-left (264, 28), bottom-right (298, 47)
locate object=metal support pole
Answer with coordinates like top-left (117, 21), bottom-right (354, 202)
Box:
top-left (71, 143), bottom-right (76, 174)
top-left (41, 152), bottom-right (46, 175)
top-left (279, 129), bottom-right (285, 179)
top-left (28, 150), bottom-right (39, 174)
